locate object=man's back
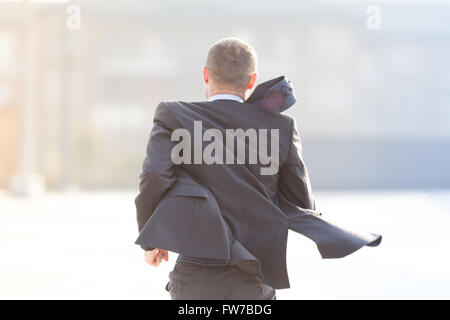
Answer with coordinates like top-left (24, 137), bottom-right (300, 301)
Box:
top-left (136, 98), bottom-right (315, 289)
top-left (164, 98), bottom-right (313, 227)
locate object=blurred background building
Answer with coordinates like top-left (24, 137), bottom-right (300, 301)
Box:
top-left (1, 0), bottom-right (450, 193)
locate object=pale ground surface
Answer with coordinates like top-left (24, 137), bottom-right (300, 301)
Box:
top-left (1, 189), bottom-right (449, 299)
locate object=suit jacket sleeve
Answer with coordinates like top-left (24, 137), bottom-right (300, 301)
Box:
top-left (135, 102), bottom-right (178, 250)
top-left (278, 117), bottom-right (316, 210)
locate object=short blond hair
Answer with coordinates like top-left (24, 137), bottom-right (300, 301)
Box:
top-left (206, 37), bottom-right (257, 91)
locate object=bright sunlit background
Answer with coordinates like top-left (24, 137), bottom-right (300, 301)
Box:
top-left (1, 0), bottom-right (450, 299)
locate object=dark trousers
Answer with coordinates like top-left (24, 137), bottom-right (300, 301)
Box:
top-left (166, 262), bottom-right (276, 300)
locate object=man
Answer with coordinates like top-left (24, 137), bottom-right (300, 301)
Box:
top-left (135, 38), bottom-right (381, 300)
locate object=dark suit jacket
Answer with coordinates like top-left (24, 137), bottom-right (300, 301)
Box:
top-left (135, 77), bottom-right (382, 289)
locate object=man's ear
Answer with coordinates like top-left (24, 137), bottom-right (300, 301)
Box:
top-left (248, 72), bottom-right (258, 90)
top-left (202, 65), bottom-right (209, 84)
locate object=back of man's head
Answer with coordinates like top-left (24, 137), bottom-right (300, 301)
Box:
top-left (206, 38), bottom-right (257, 92)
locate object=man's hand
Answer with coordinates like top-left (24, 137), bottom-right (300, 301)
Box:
top-left (145, 248), bottom-right (169, 267)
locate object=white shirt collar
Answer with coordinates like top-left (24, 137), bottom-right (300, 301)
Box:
top-left (207, 93), bottom-right (244, 103)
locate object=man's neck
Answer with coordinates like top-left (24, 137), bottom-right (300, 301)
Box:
top-left (208, 93), bottom-right (244, 103)
top-left (207, 89), bottom-right (245, 101)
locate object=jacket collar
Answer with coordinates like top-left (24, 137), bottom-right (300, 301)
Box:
top-left (246, 75), bottom-right (297, 113)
